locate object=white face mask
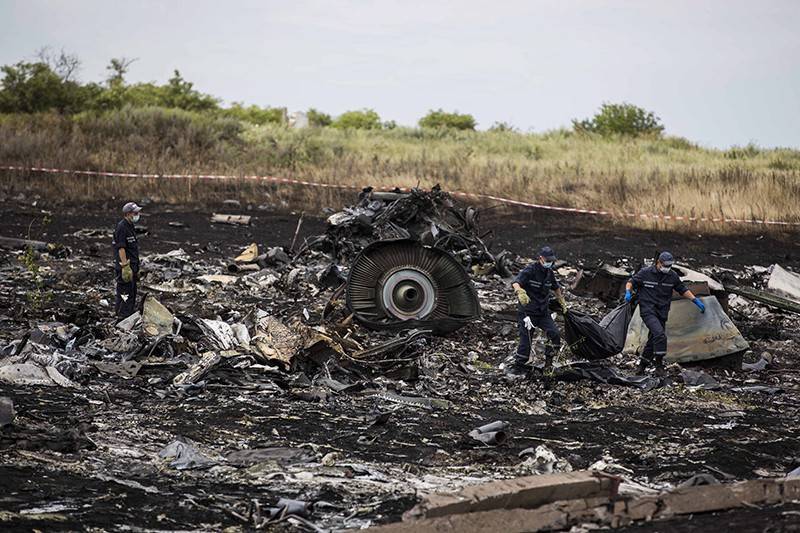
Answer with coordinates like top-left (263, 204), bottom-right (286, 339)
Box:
top-left (132, 214), bottom-right (140, 223)
top-left (659, 266), bottom-right (671, 273)
top-left (542, 261), bottom-right (554, 269)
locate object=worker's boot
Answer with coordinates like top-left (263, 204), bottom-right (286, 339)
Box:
top-left (635, 360), bottom-right (648, 375)
top-left (505, 356), bottom-right (529, 380)
top-left (654, 357), bottom-right (667, 378)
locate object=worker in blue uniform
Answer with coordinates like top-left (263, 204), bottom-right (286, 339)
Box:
top-left (113, 202), bottom-right (142, 319)
top-left (509, 246), bottom-right (568, 376)
top-left (625, 251), bottom-right (705, 376)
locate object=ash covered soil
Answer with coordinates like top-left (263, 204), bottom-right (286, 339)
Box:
top-left (1, 198), bottom-right (800, 532)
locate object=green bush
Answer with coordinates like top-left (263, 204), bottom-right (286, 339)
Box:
top-left (75, 106), bottom-right (242, 150)
top-left (573, 102), bottom-right (664, 137)
top-left (102, 71), bottom-right (219, 112)
top-left (419, 109), bottom-right (476, 130)
top-left (332, 109), bottom-right (381, 130)
top-left (662, 136), bottom-right (697, 150)
top-left (725, 143), bottom-right (761, 160)
top-left (767, 150), bottom-right (800, 171)
top-left (222, 103), bottom-right (285, 125)
top-left (307, 108), bottom-right (332, 127)
top-left (489, 121), bottom-right (516, 133)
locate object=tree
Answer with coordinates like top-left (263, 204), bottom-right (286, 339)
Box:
top-left (36, 46), bottom-right (81, 82)
top-left (106, 57), bottom-right (137, 87)
top-left (307, 108), bottom-right (332, 127)
top-left (0, 61), bottom-right (88, 113)
top-left (419, 109), bottom-right (476, 130)
top-left (332, 109), bottom-right (381, 130)
top-left (161, 70), bottom-right (218, 111)
top-left (573, 102), bottom-right (664, 137)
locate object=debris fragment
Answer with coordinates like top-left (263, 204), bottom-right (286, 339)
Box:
top-left (402, 470), bottom-right (620, 521)
top-left (173, 351), bottom-right (221, 385)
top-left (211, 213), bottom-right (251, 225)
top-left (196, 319), bottom-right (239, 351)
top-left (274, 498), bottom-right (312, 518)
top-left (116, 311), bottom-right (141, 331)
top-left (0, 397), bottom-right (14, 426)
top-left (0, 363), bottom-right (57, 386)
top-left (571, 263), bottom-right (630, 302)
top-left (625, 296), bottom-right (749, 363)
top-left (468, 420), bottom-right (509, 445)
top-left (724, 284), bottom-right (800, 314)
top-left (251, 316), bottom-right (301, 366)
top-left (768, 264), bottom-right (800, 302)
top-left (680, 369), bottom-right (721, 390)
top-left (373, 474), bottom-right (800, 533)
top-left (234, 242), bottom-right (259, 263)
top-left (196, 274), bottom-right (238, 285)
top-left (92, 360), bottom-right (142, 379)
top-left (142, 295), bottom-right (177, 336)
top-left (518, 445), bottom-right (573, 474)
top-left (557, 362), bottom-right (664, 390)
top-left (158, 437), bottom-right (217, 470)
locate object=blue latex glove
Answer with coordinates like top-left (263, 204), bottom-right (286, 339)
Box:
top-left (693, 298), bottom-right (706, 313)
top-left (624, 289), bottom-right (633, 303)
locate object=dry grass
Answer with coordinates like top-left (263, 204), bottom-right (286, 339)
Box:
top-left (1, 108), bottom-right (799, 231)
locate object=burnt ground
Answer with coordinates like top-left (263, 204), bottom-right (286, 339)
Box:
top-left (2, 199), bottom-right (799, 268)
top-left (1, 197), bottom-right (800, 531)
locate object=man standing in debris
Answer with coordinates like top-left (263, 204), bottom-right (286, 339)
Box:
top-left (625, 251), bottom-right (705, 376)
top-left (113, 202), bottom-right (142, 319)
top-left (510, 246), bottom-right (568, 376)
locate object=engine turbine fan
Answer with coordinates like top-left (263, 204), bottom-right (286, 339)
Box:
top-left (346, 239), bottom-right (481, 334)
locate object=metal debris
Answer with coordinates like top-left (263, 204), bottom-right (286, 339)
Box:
top-left (468, 420), bottom-right (509, 445)
top-left (768, 264), bottom-right (800, 302)
top-left (625, 296), bottom-right (750, 363)
top-left (211, 213), bottom-right (251, 225)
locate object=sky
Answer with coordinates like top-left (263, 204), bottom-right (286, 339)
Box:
top-left (1, 0), bottom-right (799, 148)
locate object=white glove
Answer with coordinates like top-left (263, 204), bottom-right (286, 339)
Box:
top-left (523, 316), bottom-right (534, 331)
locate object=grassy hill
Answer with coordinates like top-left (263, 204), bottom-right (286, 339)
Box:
top-left (1, 107), bottom-right (799, 228)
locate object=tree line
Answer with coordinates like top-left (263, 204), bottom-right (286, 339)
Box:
top-left (0, 49), bottom-right (664, 136)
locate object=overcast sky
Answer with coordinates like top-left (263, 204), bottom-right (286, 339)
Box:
top-left (2, 0), bottom-right (798, 148)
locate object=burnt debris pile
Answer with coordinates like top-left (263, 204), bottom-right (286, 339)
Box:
top-left (1, 191), bottom-right (800, 531)
top-left (299, 185), bottom-right (512, 276)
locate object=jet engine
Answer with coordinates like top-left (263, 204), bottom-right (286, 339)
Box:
top-left (346, 239), bottom-right (481, 334)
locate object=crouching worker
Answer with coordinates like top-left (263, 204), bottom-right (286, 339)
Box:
top-left (625, 251), bottom-right (705, 376)
top-left (508, 246), bottom-right (568, 377)
top-left (113, 202), bottom-right (142, 319)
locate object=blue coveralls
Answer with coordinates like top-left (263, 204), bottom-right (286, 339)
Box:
top-left (113, 218), bottom-right (140, 319)
top-left (629, 266), bottom-right (688, 366)
top-left (514, 262), bottom-right (561, 367)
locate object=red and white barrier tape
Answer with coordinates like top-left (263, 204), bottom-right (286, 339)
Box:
top-left (2, 165), bottom-right (798, 227)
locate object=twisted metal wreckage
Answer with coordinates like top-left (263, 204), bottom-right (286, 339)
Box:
top-left (1, 186), bottom-right (800, 531)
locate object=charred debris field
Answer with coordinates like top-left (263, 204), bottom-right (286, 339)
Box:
top-left (1, 188), bottom-right (800, 532)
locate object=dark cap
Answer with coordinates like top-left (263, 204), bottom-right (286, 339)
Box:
top-left (658, 251), bottom-right (674, 266)
top-left (122, 202), bottom-right (142, 214)
top-left (539, 246), bottom-right (556, 261)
